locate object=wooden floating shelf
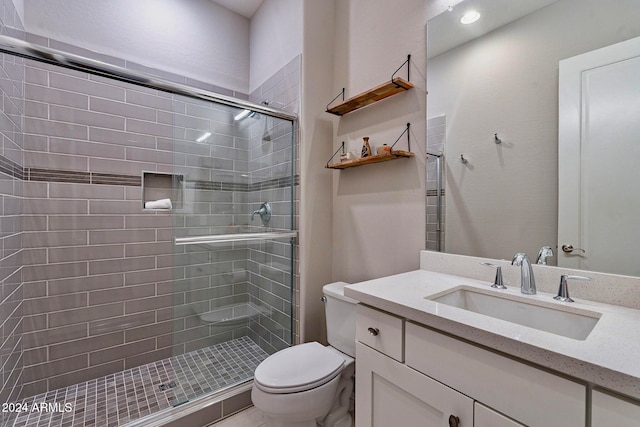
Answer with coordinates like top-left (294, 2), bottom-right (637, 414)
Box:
top-left (326, 78), bottom-right (414, 116)
top-left (326, 150), bottom-right (415, 170)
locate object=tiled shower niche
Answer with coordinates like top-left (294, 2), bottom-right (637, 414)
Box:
top-left (142, 172), bottom-right (184, 210)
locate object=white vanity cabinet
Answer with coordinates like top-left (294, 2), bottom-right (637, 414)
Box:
top-left (355, 305), bottom-right (587, 427)
top-left (591, 390), bottom-right (640, 426)
top-left (405, 322), bottom-right (586, 427)
top-left (356, 342), bottom-right (474, 426)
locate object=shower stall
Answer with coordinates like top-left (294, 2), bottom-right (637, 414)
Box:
top-left (0, 35), bottom-right (297, 427)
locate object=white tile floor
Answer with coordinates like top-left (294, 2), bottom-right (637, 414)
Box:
top-left (210, 406), bottom-right (264, 427)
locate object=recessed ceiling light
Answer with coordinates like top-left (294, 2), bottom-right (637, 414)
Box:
top-left (460, 10), bottom-right (481, 25)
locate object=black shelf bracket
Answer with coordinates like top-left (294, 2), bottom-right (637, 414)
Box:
top-left (390, 123), bottom-right (411, 152)
top-left (391, 54), bottom-right (411, 87)
top-left (326, 88), bottom-right (345, 111)
top-left (327, 141), bottom-right (346, 167)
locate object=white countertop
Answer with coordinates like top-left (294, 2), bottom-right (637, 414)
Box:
top-left (344, 269), bottom-right (640, 399)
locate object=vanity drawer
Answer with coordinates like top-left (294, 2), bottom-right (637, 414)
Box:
top-left (405, 323), bottom-right (586, 427)
top-left (355, 304), bottom-right (404, 362)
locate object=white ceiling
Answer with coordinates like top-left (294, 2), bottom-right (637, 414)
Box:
top-left (211, 0), bottom-right (264, 18)
top-left (427, 0), bottom-right (559, 58)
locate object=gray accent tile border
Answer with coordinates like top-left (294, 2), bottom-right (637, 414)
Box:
top-left (1, 153), bottom-right (298, 191)
top-left (0, 153), bottom-right (25, 180)
top-left (0, 155), bottom-right (300, 192)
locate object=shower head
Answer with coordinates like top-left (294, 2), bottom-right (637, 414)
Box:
top-left (262, 117), bottom-right (271, 141)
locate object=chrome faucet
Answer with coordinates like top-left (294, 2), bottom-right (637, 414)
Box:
top-left (536, 246), bottom-right (554, 265)
top-left (251, 202), bottom-right (271, 223)
top-left (511, 253), bottom-right (536, 295)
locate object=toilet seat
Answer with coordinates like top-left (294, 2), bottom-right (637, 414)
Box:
top-left (254, 342), bottom-right (345, 394)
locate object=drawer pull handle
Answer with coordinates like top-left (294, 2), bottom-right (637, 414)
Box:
top-left (448, 415), bottom-right (460, 427)
top-left (367, 327), bottom-right (379, 336)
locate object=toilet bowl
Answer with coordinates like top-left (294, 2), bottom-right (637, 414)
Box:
top-left (251, 282), bottom-right (357, 427)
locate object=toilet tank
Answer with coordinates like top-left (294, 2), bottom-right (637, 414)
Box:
top-left (323, 282), bottom-right (358, 357)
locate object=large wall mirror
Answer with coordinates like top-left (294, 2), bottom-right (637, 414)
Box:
top-left (426, 0), bottom-right (640, 276)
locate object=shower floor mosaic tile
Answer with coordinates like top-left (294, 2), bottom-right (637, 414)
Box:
top-left (8, 336), bottom-right (269, 427)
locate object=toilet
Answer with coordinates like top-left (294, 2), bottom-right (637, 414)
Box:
top-left (251, 282), bottom-right (357, 427)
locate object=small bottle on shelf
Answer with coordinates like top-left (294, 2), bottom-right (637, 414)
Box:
top-left (361, 137), bottom-right (372, 158)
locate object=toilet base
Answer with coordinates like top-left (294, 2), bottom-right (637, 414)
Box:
top-left (253, 372), bottom-right (354, 427)
top-left (252, 342), bottom-right (355, 427)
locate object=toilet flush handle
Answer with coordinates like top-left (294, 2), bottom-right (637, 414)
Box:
top-left (321, 296), bottom-right (327, 303)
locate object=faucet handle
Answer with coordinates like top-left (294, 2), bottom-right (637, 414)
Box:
top-left (536, 246), bottom-right (555, 265)
top-left (480, 262), bottom-right (507, 289)
top-left (554, 275), bottom-right (591, 303)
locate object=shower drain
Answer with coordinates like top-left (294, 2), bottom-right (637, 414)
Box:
top-left (159, 380), bottom-right (178, 391)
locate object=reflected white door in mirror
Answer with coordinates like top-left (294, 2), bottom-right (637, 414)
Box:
top-left (558, 36), bottom-right (640, 276)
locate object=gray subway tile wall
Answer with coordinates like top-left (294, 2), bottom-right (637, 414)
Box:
top-left (248, 55), bottom-right (300, 352)
top-left (426, 115), bottom-right (446, 252)
top-left (0, 13), bottom-right (300, 424)
top-left (0, 0), bottom-right (25, 417)
top-left (10, 33), bottom-right (300, 410)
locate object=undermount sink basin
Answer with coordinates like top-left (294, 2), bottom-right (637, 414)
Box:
top-left (428, 287), bottom-right (601, 340)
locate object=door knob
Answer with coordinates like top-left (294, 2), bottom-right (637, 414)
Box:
top-left (561, 244), bottom-right (585, 254)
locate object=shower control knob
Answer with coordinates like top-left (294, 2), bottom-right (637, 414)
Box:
top-left (367, 327), bottom-right (379, 336)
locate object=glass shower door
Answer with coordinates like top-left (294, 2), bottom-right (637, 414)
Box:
top-left (164, 95), bottom-right (295, 405)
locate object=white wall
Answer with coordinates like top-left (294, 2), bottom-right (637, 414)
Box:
top-left (428, 0), bottom-right (640, 261)
top-left (299, 0), bottom-right (457, 342)
top-left (298, 0), bottom-right (336, 343)
top-left (23, 0), bottom-right (250, 93)
top-left (249, 0), bottom-right (302, 93)
top-left (329, 0), bottom-right (454, 285)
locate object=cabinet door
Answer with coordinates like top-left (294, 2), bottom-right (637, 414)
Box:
top-left (475, 403), bottom-right (525, 427)
top-left (356, 342), bottom-right (473, 427)
top-left (592, 390), bottom-right (640, 426)
top-left (405, 323), bottom-right (586, 427)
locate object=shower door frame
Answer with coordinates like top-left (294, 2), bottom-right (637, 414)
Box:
top-left (0, 35), bottom-right (297, 122)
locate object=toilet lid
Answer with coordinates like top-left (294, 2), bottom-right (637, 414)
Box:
top-left (254, 342), bottom-right (345, 394)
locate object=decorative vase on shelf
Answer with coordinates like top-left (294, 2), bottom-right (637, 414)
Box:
top-left (361, 137), bottom-right (372, 158)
